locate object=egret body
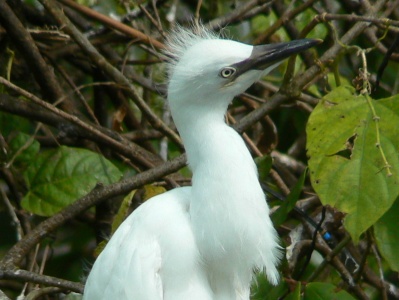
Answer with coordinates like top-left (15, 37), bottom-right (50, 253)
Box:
top-left (83, 27), bottom-right (319, 300)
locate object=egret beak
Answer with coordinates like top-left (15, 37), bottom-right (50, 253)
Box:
top-left (232, 39), bottom-right (322, 76)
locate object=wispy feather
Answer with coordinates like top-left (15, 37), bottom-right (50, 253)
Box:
top-left (163, 24), bottom-right (220, 77)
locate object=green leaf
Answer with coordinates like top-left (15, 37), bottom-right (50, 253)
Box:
top-left (251, 273), bottom-right (288, 300)
top-left (93, 197), bottom-right (123, 257)
top-left (374, 197), bottom-right (399, 272)
top-left (251, 13), bottom-right (288, 41)
top-left (295, 8), bottom-right (328, 40)
top-left (8, 132), bottom-right (40, 167)
top-left (255, 155), bottom-right (273, 182)
top-left (271, 169), bottom-right (306, 227)
top-left (22, 146), bottom-right (122, 216)
top-left (285, 282), bottom-right (301, 300)
top-left (307, 86), bottom-right (399, 242)
top-left (304, 282), bottom-right (356, 300)
top-left (308, 73), bottom-right (351, 98)
top-left (0, 111), bottom-right (31, 136)
top-left (62, 292), bottom-right (83, 300)
top-left (143, 184), bottom-right (166, 201)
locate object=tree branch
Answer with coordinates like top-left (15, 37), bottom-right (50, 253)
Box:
top-left (0, 152), bottom-right (186, 268)
top-left (39, 0), bottom-right (183, 149)
top-left (57, 0), bottom-right (165, 49)
top-left (0, 0), bottom-right (74, 112)
top-left (0, 82), bottom-right (162, 168)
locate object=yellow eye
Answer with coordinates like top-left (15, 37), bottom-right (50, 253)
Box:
top-left (220, 67), bottom-right (236, 78)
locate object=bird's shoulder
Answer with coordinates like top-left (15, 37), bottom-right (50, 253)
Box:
top-left (104, 186), bottom-right (193, 248)
top-left (84, 186), bottom-right (198, 299)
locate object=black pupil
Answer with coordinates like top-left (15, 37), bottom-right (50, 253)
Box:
top-left (223, 69), bottom-right (233, 77)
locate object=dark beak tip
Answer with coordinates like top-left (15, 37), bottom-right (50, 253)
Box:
top-left (300, 38), bottom-right (323, 49)
top-left (310, 38), bottom-right (323, 46)
top-left (296, 38), bottom-right (323, 52)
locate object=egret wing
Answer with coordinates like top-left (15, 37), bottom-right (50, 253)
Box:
top-left (83, 187), bottom-right (212, 300)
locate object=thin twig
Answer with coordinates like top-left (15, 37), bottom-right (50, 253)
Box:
top-left (25, 287), bottom-right (64, 300)
top-left (0, 0), bottom-right (75, 112)
top-left (354, 230), bottom-right (372, 282)
top-left (372, 243), bottom-right (388, 300)
top-left (1, 268), bottom-right (83, 294)
top-left (307, 236), bottom-right (352, 283)
top-left (206, 0), bottom-right (273, 31)
top-left (0, 77), bottom-right (159, 168)
top-left (194, 0), bottom-right (203, 28)
top-left (40, 0), bottom-right (183, 149)
top-left (315, 13), bottom-right (399, 32)
top-left (0, 187), bottom-right (23, 241)
top-left (357, 49), bottom-right (392, 176)
top-left (139, 4), bottom-right (166, 39)
top-left (57, 0), bottom-right (165, 49)
top-left (254, 0), bottom-right (319, 44)
top-left (229, 113), bottom-right (291, 195)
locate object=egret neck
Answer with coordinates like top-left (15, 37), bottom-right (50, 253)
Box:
top-left (168, 84), bottom-right (280, 289)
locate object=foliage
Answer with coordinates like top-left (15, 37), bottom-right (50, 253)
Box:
top-left (22, 146), bottom-right (122, 216)
top-left (307, 86), bottom-right (399, 242)
top-left (0, 0), bottom-right (398, 299)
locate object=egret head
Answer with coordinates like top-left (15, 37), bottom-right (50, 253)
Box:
top-left (165, 26), bottom-right (320, 114)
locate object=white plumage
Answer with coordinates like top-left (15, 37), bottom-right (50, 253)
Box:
top-left (83, 26), bottom-right (319, 300)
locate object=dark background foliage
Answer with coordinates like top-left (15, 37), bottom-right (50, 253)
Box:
top-left (0, 0), bottom-right (399, 299)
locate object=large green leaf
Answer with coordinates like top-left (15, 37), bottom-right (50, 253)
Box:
top-left (22, 146), bottom-right (122, 216)
top-left (374, 197), bottom-right (399, 272)
top-left (304, 282), bottom-right (355, 300)
top-left (307, 86), bottom-right (399, 242)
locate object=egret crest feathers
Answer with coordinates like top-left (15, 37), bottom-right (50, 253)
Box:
top-left (163, 25), bottom-right (220, 77)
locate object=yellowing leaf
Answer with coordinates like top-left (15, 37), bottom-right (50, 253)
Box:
top-left (143, 184), bottom-right (166, 201)
top-left (93, 240), bottom-right (107, 258)
top-left (111, 189), bottom-right (136, 233)
top-left (306, 86), bottom-right (399, 242)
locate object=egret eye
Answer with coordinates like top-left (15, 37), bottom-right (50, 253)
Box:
top-left (220, 67), bottom-right (236, 78)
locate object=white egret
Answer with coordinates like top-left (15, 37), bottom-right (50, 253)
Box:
top-left (83, 26), bottom-right (320, 300)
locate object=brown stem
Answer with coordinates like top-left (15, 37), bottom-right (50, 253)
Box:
top-left (0, 91), bottom-right (162, 168)
top-left (57, 0), bottom-right (165, 49)
top-left (254, 0), bottom-right (320, 44)
top-left (0, 268), bottom-right (83, 294)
